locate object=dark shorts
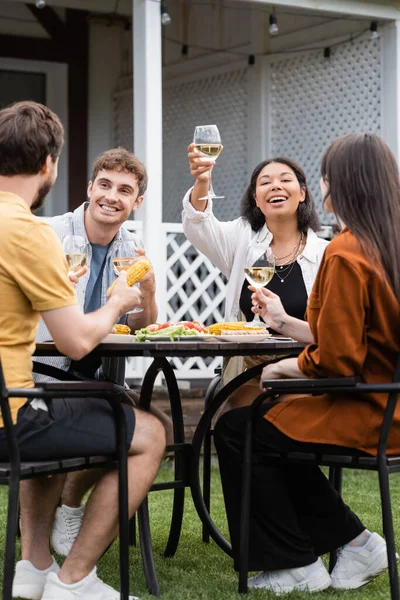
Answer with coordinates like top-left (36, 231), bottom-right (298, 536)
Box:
top-left (0, 397), bottom-right (136, 461)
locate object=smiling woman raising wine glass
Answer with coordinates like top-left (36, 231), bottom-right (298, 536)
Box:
top-left (182, 150), bottom-right (329, 413)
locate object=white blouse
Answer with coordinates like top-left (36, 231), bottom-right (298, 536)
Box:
top-left (182, 188), bottom-right (329, 322)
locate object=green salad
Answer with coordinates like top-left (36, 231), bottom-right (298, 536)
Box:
top-left (135, 325), bottom-right (207, 342)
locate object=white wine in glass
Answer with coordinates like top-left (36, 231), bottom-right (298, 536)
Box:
top-left (66, 253), bottom-right (87, 274)
top-left (111, 242), bottom-right (143, 314)
top-left (244, 266), bottom-right (275, 288)
top-left (193, 124), bottom-right (224, 200)
top-left (244, 244), bottom-right (275, 328)
top-left (194, 143), bottom-right (222, 160)
top-left (63, 235), bottom-right (89, 277)
top-left (112, 257), bottom-right (135, 273)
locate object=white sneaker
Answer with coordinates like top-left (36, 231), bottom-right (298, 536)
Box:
top-left (12, 558), bottom-right (59, 600)
top-left (41, 568), bottom-right (139, 600)
top-left (248, 557), bottom-right (331, 595)
top-left (331, 532), bottom-right (391, 589)
top-left (51, 504), bottom-right (85, 556)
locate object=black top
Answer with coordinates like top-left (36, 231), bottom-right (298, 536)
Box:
top-left (240, 260), bottom-right (308, 328)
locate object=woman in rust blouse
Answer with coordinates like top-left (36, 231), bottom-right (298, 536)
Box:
top-left (214, 133), bottom-right (400, 595)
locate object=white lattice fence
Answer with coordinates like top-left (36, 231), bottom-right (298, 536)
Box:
top-left (165, 224), bottom-right (226, 378)
top-left (123, 222), bottom-right (227, 381)
top-left (268, 36), bottom-right (382, 224)
top-left (162, 64), bottom-right (249, 223)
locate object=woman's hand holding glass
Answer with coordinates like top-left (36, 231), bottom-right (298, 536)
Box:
top-left (244, 243), bottom-right (275, 328)
top-left (250, 287), bottom-right (288, 332)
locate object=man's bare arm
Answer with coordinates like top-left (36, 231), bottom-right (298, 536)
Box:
top-left (42, 272), bottom-right (142, 360)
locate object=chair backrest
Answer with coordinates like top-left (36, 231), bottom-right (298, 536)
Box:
top-left (378, 351), bottom-right (400, 457)
top-left (0, 359), bottom-right (6, 400)
top-left (0, 359), bottom-right (21, 467)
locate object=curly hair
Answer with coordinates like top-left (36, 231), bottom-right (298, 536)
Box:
top-left (91, 147), bottom-right (148, 196)
top-left (240, 157), bottom-right (320, 233)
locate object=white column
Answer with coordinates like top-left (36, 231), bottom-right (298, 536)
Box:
top-left (381, 20), bottom-right (400, 161)
top-left (133, 0), bottom-right (166, 322)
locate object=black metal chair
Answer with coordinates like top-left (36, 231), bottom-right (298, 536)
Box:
top-left (238, 359), bottom-right (400, 598)
top-left (32, 359), bottom-right (162, 597)
top-left (0, 362), bottom-right (132, 600)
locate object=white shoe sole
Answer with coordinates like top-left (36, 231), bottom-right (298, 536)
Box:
top-left (276, 571), bottom-right (331, 595)
top-left (331, 550), bottom-right (389, 590)
top-left (250, 570), bottom-right (331, 594)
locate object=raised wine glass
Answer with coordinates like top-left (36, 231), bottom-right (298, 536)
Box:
top-left (111, 240), bottom-right (143, 314)
top-left (193, 124), bottom-right (224, 200)
top-left (243, 243), bottom-right (275, 328)
top-left (62, 235), bottom-right (88, 275)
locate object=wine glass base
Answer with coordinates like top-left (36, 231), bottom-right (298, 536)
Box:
top-left (127, 308), bottom-right (144, 314)
top-left (198, 194), bottom-right (225, 201)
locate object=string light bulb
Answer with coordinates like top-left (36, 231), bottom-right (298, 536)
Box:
top-left (370, 21), bottom-right (379, 40)
top-left (161, 0), bottom-right (172, 26)
top-left (269, 13), bottom-right (279, 36)
top-left (35, 0), bottom-right (46, 7)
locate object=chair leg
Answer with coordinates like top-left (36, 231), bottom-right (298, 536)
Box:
top-left (238, 415), bottom-right (253, 594)
top-left (129, 515), bottom-right (137, 547)
top-left (378, 466), bottom-right (399, 600)
top-left (202, 428), bottom-right (212, 543)
top-left (117, 413), bottom-right (130, 600)
top-left (328, 466), bottom-right (343, 572)
top-left (3, 476), bottom-right (19, 600)
top-left (138, 498), bottom-right (160, 596)
top-left (202, 374), bottom-right (221, 544)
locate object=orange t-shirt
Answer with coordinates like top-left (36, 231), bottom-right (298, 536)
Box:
top-left (265, 230), bottom-right (400, 455)
top-left (0, 192), bottom-right (77, 426)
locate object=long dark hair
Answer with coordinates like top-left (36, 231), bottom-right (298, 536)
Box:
top-left (240, 157), bottom-right (321, 233)
top-left (321, 132), bottom-right (400, 302)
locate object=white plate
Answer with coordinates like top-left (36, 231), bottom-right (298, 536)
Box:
top-left (216, 333), bottom-right (272, 343)
top-left (139, 335), bottom-right (217, 342)
top-left (102, 334), bottom-right (137, 343)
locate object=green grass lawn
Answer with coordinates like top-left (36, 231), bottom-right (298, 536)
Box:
top-left (1, 465), bottom-right (399, 599)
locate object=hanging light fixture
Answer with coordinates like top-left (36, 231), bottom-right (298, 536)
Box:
top-left (269, 12), bottom-right (279, 36)
top-left (370, 21), bottom-right (379, 40)
top-left (35, 0), bottom-right (46, 7)
top-left (161, 0), bottom-right (172, 26)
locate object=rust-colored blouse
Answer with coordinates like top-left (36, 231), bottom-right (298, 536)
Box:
top-left (264, 229), bottom-right (400, 455)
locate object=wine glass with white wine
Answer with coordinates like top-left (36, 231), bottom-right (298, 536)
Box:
top-left (111, 241), bottom-right (143, 314)
top-left (63, 235), bottom-right (88, 276)
top-left (244, 243), bottom-right (275, 328)
top-left (193, 124), bottom-right (224, 200)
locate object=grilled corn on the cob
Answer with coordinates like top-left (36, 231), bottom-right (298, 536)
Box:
top-left (112, 324), bottom-right (131, 335)
top-left (207, 322), bottom-right (265, 335)
top-left (107, 257), bottom-right (151, 298)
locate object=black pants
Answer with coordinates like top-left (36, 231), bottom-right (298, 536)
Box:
top-left (214, 404), bottom-right (366, 571)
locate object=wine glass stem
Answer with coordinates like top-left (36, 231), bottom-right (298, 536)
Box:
top-left (208, 171), bottom-right (216, 198)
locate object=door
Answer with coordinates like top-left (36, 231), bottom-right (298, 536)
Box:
top-left (0, 58), bottom-right (68, 216)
